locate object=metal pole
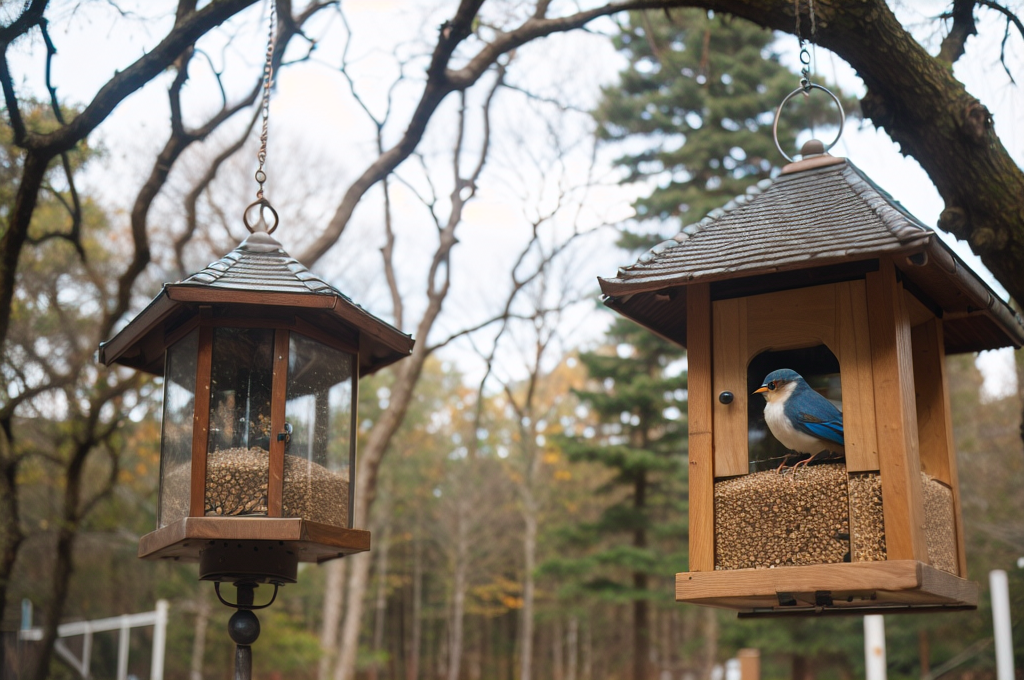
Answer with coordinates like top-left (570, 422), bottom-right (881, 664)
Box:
top-left (990, 570), bottom-right (1014, 680)
top-left (151, 600), bottom-right (169, 680)
top-left (228, 584), bottom-right (261, 680)
top-left (864, 615), bottom-right (886, 680)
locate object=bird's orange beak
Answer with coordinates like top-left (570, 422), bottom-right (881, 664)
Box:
top-left (753, 386), bottom-right (768, 394)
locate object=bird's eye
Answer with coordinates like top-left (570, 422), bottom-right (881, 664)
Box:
top-left (768, 381), bottom-right (776, 390)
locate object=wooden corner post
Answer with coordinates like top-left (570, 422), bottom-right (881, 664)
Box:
top-left (687, 282), bottom-right (714, 572)
top-left (865, 259), bottom-right (928, 563)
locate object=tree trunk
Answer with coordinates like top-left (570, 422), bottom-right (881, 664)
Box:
top-left (519, 492), bottom-right (538, 680)
top-left (370, 526), bottom-right (391, 680)
top-left (553, 617), bottom-right (564, 680)
top-left (407, 537), bottom-right (423, 680)
top-left (447, 496), bottom-right (468, 680)
top-left (919, 630), bottom-right (930, 679)
top-left (469, 619), bottom-right (482, 680)
top-left (0, 430), bottom-right (23, 642)
top-left (319, 560), bottom-right (347, 680)
top-left (583, 618), bottom-right (592, 680)
top-left (506, 609), bottom-right (516, 680)
top-left (633, 468), bottom-right (649, 680)
top-left (190, 592), bottom-right (211, 680)
top-left (700, 608), bottom-right (717, 680)
top-left (566, 616), bottom-right (579, 680)
top-left (792, 655), bottom-right (813, 680)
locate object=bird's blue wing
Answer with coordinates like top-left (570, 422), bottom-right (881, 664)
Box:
top-left (788, 390), bottom-right (844, 446)
top-left (795, 414), bottom-right (844, 446)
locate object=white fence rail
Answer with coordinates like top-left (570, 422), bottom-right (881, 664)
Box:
top-left (19, 600), bottom-right (168, 680)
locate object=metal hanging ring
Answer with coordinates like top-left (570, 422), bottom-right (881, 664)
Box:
top-left (772, 83), bottom-right (845, 163)
top-left (242, 198), bottom-right (280, 235)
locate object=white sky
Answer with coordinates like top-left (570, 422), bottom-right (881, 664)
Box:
top-left (8, 0), bottom-right (1022, 398)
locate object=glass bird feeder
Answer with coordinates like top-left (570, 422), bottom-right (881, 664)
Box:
top-left (99, 227), bottom-right (413, 584)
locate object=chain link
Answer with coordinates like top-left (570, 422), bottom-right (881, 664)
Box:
top-left (255, 1), bottom-right (277, 200)
top-left (794, 0), bottom-right (817, 93)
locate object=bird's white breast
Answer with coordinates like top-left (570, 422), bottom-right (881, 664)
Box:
top-left (763, 383), bottom-right (825, 454)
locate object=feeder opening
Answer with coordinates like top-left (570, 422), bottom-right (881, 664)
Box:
top-left (746, 344), bottom-right (841, 473)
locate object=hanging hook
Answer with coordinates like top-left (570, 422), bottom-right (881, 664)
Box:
top-left (243, 198), bottom-right (280, 234)
top-left (772, 83), bottom-right (845, 163)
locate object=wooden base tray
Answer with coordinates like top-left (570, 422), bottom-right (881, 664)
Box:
top-left (139, 516), bottom-right (370, 564)
top-left (677, 561), bottom-right (977, 616)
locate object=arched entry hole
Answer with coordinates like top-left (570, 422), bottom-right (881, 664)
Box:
top-left (747, 344), bottom-right (841, 472)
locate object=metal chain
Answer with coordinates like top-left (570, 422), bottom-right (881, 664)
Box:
top-left (795, 0), bottom-right (817, 93)
top-left (255, 1), bottom-right (277, 200)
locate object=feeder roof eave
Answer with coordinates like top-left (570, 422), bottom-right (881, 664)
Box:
top-left (98, 231), bottom-right (414, 376)
top-left (97, 286), bottom-right (414, 377)
top-left (597, 156), bottom-right (1024, 353)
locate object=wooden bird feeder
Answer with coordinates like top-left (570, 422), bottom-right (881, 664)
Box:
top-left (99, 228), bottom-right (413, 585)
top-left (599, 144), bottom-right (1024, 616)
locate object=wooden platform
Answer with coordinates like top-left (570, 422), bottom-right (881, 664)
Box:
top-left (138, 516), bottom-right (370, 564)
top-left (677, 561), bottom-right (977, 616)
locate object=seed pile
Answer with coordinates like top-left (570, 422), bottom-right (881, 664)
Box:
top-left (714, 465), bottom-right (958, 573)
top-left (849, 472), bottom-right (886, 562)
top-left (283, 455), bottom-right (349, 527)
top-left (162, 447), bottom-right (349, 527)
top-left (714, 463), bottom-right (850, 570)
top-left (922, 474), bottom-right (957, 574)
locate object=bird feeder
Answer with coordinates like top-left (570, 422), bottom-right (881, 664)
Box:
top-left (98, 226), bottom-right (413, 585)
top-left (599, 142), bottom-right (1024, 616)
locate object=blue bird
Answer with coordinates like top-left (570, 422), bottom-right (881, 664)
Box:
top-left (753, 369), bottom-right (844, 471)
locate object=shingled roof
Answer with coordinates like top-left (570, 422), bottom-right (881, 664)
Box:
top-left (99, 230), bottom-right (413, 376)
top-left (178, 231), bottom-right (343, 296)
top-left (599, 154), bottom-right (1024, 354)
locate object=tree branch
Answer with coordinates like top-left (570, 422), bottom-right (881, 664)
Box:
top-left (938, 0), bottom-right (978, 64)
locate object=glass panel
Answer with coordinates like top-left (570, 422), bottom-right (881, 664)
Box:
top-left (283, 332), bottom-right (353, 527)
top-left (205, 327), bottom-right (275, 517)
top-left (159, 329), bottom-right (198, 527)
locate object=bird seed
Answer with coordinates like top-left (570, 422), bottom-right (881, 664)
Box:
top-left (163, 447), bottom-right (349, 527)
top-left (714, 464), bottom-right (957, 573)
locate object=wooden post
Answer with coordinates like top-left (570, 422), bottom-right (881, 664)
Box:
top-left (738, 649), bottom-right (760, 680)
top-left (865, 259), bottom-right (928, 563)
top-left (712, 297), bottom-right (748, 478)
top-left (190, 324), bottom-right (214, 518)
top-left (687, 283), bottom-right (715, 572)
top-left (911, 318), bottom-right (967, 576)
top-left (268, 329), bottom-right (290, 517)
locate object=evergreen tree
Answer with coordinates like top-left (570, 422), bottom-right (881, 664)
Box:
top-left (548, 318), bottom-right (687, 680)
top-left (596, 9), bottom-right (851, 249)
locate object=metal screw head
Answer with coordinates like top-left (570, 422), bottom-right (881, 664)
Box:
top-left (719, 391), bottom-right (734, 405)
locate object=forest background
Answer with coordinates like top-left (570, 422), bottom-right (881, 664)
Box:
top-left (0, 2), bottom-right (1022, 680)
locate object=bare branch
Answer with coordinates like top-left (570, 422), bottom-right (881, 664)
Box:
top-left (0, 0), bottom-right (48, 145)
top-left (297, 0), bottom-right (701, 266)
top-left (176, 105), bottom-right (262, 278)
top-left (938, 0), bottom-right (978, 64)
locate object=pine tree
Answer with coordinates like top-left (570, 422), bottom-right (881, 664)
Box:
top-left (596, 9), bottom-right (850, 249)
top-left (548, 318), bottom-right (687, 680)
